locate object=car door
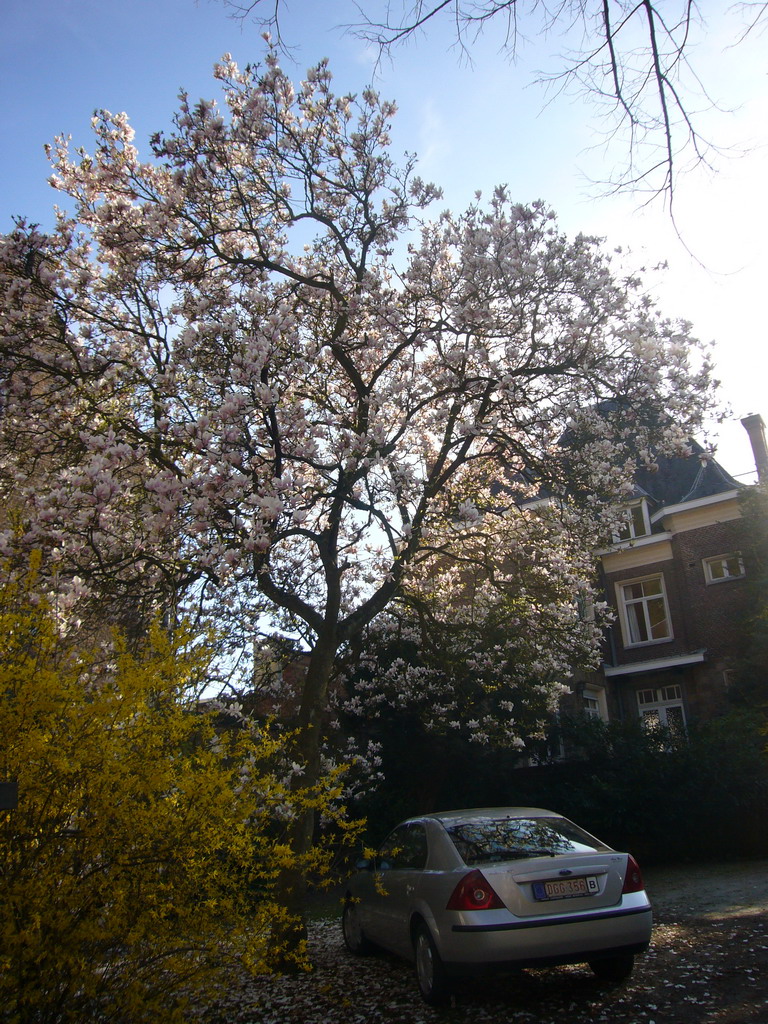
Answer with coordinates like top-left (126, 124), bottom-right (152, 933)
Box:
top-left (369, 822), bottom-right (429, 957)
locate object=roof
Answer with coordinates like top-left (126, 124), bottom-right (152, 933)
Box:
top-left (419, 807), bottom-right (560, 824)
top-left (633, 439), bottom-right (741, 508)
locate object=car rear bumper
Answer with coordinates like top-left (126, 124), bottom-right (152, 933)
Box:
top-left (436, 904), bottom-right (653, 965)
top-left (443, 938), bottom-right (650, 975)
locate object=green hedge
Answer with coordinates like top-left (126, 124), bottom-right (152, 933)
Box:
top-left (351, 710), bottom-right (768, 865)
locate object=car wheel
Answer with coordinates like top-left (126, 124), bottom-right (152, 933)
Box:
top-left (589, 954), bottom-right (635, 982)
top-left (342, 899), bottom-right (372, 955)
top-left (414, 922), bottom-right (452, 1006)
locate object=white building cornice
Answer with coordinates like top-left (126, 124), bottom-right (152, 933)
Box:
top-left (603, 650), bottom-right (706, 677)
top-left (597, 531), bottom-right (673, 556)
top-left (649, 489), bottom-right (740, 525)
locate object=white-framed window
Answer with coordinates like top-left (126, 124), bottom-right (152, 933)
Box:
top-left (582, 686), bottom-right (608, 721)
top-left (617, 574), bottom-right (672, 647)
top-left (615, 500), bottom-right (650, 542)
top-left (703, 553), bottom-right (745, 585)
top-left (637, 684), bottom-right (686, 735)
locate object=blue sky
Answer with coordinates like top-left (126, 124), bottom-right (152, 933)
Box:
top-left (3, 0), bottom-right (766, 478)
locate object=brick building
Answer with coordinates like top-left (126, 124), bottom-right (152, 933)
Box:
top-left (571, 414), bottom-right (767, 732)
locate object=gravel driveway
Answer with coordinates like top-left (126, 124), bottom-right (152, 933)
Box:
top-left (207, 859), bottom-right (768, 1024)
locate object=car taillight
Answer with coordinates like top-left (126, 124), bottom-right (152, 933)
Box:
top-left (446, 869), bottom-right (504, 910)
top-left (622, 854), bottom-right (645, 894)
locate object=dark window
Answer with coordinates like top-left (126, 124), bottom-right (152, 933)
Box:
top-left (446, 815), bottom-right (609, 865)
top-left (377, 823), bottom-right (428, 870)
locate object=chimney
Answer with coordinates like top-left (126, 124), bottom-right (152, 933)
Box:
top-left (741, 413), bottom-right (768, 483)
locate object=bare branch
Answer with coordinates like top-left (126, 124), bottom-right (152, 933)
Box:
top-left (732, 2), bottom-right (768, 41)
top-left (217, 0), bottom-right (767, 207)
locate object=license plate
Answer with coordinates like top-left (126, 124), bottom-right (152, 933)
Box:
top-left (532, 876), bottom-right (599, 900)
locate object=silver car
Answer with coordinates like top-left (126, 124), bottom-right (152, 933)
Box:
top-left (341, 806), bottom-right (653, 1005)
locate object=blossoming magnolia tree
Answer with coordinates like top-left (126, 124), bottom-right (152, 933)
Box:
top-left (0, 52), bottom-right (714, 917)
top-left (337, 488), bottom-right (616, 751)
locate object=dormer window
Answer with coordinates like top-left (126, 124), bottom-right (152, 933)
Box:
top-left (616, 499), bottom-right (650, 542)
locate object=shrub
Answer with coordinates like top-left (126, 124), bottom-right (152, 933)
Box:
top-left (504, 712), bottom-right (768, 863)
top-left (0, 561), bottom-right (356, 1023)
top-left (349, 707), bottom-right (768, 864)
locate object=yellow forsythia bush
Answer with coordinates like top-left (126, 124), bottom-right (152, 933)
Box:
top-left (0, 561), bottom-right (356, 1023)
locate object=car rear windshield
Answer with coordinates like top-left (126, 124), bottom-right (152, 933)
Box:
top-left (445, 816), bottom-right (610, 864)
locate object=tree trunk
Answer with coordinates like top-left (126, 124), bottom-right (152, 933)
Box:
top-left (268, 631), bottom-right (337, 970)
